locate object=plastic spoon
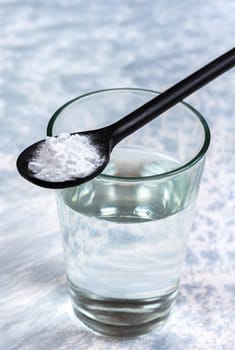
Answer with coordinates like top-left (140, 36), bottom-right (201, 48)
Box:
top-left (16, 48), bottom-right (235, 189)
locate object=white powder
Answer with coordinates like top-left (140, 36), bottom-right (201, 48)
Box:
top-left (28, 133), bottom-right (103, 182)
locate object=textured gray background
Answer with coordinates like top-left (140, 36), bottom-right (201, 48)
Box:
top-left (1, 1), bottom-right (235, 349)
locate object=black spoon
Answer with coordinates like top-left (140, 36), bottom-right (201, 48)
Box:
top-left (17, 48), bottom-right (235, 189)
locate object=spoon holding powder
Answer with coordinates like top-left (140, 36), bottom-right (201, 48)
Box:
top-left (17, 48), bottom-right (235, 189)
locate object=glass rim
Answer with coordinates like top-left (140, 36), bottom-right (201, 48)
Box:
top-left (47, 87), bottom-right (210, 182)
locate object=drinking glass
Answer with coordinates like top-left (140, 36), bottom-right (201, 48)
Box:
top-left (47, 88), bottom-right (210, 338)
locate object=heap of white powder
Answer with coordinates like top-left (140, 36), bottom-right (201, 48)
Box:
top-left (28, 133), bottom-right (103, 182)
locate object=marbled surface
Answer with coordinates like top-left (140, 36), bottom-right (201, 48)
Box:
top-left (1, 1), bottom-right (235, 349)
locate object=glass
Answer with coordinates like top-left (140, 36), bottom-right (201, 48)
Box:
top-left (47, 88), bottom-right (210, 338)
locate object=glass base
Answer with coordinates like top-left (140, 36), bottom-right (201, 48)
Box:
top-left (69, 283), bottom-right (177, 338)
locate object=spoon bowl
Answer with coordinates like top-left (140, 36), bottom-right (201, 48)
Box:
top-left (16, 128), bottom-right (112, 189)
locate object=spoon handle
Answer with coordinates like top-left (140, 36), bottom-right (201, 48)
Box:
top-left (108, 47), bottom-right (235, 147)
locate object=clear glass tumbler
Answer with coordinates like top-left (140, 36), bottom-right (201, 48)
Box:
top-left (47, 88), bottom-right (210, 338)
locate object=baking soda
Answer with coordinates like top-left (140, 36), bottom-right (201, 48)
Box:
top-left (28, 133), bottom-right (103, 182)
